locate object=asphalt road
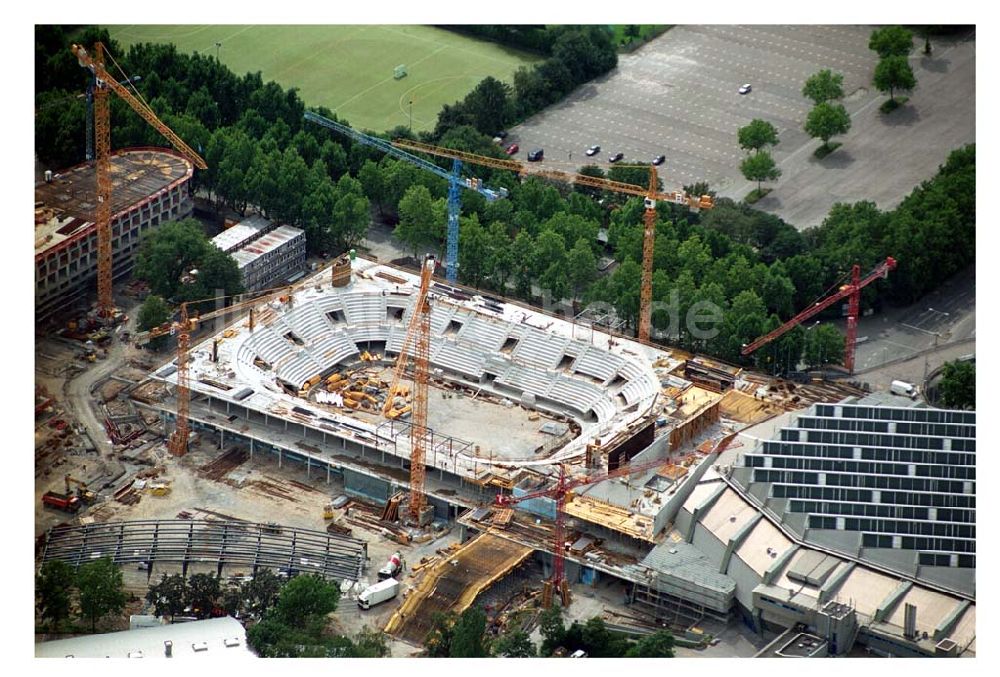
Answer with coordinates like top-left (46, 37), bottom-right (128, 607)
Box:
top-left (507, 26), bottom-right (975, 229)
top-left (852, 265), bottom-right (975, 373)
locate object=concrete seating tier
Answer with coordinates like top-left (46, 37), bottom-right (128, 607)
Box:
top-left (512, 329), bottom-right (568, 370)
top-left (498, 366), bottom-right (555, 397)
top-left (573, 346), bottom-right (624, 382)
top-left (342, 292), bottom-right (386, 325)
top-left (432, 340), bottom-right (487, 379)
top-left (547, 377), bottom-right (603, 417)
top-left (456, 316), bottom-right (511, 353)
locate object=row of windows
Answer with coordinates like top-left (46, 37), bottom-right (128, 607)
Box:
top-left (810, 515), bottom-right (975, 538)
top-left (752, 455), bottom-right (975, 481)
top-left (862, 533), bottom-right (976, 553)
top-left (819, 404), bottom-right (975, 424)
top-left (919, 553), bottom-right (975, 568)
top-left (757, 469), bottom-right (968, 494)
top-left (761, 442), bottom-right (974, 466)
top-left (895, 421), bottom-right (977, 439)
top-left (789, 500), bottom-right (931, 521)
top-left (794, 430), bottom-right (946, 451)
top-left (799, 416), bottom-right (975, 441)
top-left (773, 485), bottom-right (975, 509)
top-left (823, 473), bottom-right (967, 493)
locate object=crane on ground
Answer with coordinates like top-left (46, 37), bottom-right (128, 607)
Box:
top-left (391, 139), bottom-right (714, 343)
top-left (382, 255), bottom-right (436, 524)
top-left (495, 433), bottom-right (737, 607)
top-left (71, 42), bottom-right (207, 321)
top-left (154, 284), bottom-right (295, 457)
top-left (303, 111), bottom-right (508, 283)
top-left (741, 256), bottom-right (897, 374)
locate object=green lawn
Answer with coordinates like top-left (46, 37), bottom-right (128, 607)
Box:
top-left (109, 25), bottom-right (541, 133)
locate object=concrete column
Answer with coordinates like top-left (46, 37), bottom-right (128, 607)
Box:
top-left (220, 429), bottom-right (225, 449)
top-left (250, 437), bottom-right (254, 461)
top-left (278, 449), bottom-right (282, 468)
top-left (307, 455), bottom-right (311, 478)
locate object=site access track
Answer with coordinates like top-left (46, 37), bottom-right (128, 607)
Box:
top-left (384, 531), bottom-right (532, 644)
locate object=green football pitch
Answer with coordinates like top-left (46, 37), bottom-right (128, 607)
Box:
top-left (109, 25), bottom-right (540, 133)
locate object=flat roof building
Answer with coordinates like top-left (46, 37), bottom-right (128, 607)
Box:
top-left (34, 148), bottom-right (195, 320)
top-left (210, 216), bottom-right (305, 293)
top-left (35, 616), bottom-right (253, 658)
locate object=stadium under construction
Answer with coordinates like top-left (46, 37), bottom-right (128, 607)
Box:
top-left (128, 255), bottom-right (975, 658)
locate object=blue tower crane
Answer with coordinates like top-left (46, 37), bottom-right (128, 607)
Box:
top-left (304, 110), bottom-right (507, 282)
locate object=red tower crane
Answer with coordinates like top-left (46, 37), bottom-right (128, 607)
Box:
top-left (495, 434), bottom-right (737, 607)
top-left (741, 256), bottom-right (897, 373)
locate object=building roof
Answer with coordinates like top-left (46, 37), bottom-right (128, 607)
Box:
top-left (732, 399), bottom-right (976, 595)
top-left (211, 214), bottom-right (277, 253)
top-left (34, 148), bottom-right (194, 259)
top-left (231, 224), bottom-right (304, 269)
top-left (34, 616), bottom-right (253, 658)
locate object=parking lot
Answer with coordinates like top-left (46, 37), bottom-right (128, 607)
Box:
top-left (508, 26), bottom-right (975, 228)
top-left (509, 26), bottom-right (875, 191)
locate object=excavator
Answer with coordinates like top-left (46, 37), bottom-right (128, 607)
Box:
top-left (65, 474), bottom-right (97, 504)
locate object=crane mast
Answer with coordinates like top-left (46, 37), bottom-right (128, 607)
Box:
top-left (391, 139), bottom-right (713, 343)
top-left (383, 255), bottom-right (436, 523)
top-left (741, 256), bottom-right (897, 373)
top-left (71, 42), bottom-right (206, 320)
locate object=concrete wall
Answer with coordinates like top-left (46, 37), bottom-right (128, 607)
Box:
top-left (727, 554), bottom-right (764, 611)
top-left (691, 523), bottom-right (726, 568)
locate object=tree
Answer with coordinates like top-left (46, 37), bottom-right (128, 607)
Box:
top-left (272, 574), bottom-right (339, 629)
top-left (539, 604), bottom-right (566, 656)
top-left (396, 184), bottom-right (439, 258)
top-left (358, 159), bottom-right (389, 218)
top-left (328, 173), bottom-right (371, 252)
top-left (242, 569), bottom-right (283, 619)
top-left (493, 628), bottom-right (536, 657)
top-left (187, 573), bottom-right (222, 619)
top-left (76, 557), bottom-right (126, 632)
top-left (624, 25), bottom-right (642, 40)
top-left (450, 606), bottom-right (488, 657)
top-left (625, 629), bottom-right (676, 657)
top-left (352, 626), bottom-right (390, 657)
top-left (873, 55), bottom-right (916, 103)
top-left (458, 215), bottom-right (491, 288)
top-left (803, 323), bottom-right (844, 366)
top-left (135, 218), bottom-right (208, 299)
top-left (567, 237), bottom-right (598, 304)
top-left (740, 151), bottom-right (782, 193)
top-left (802, 69), bottom-right (845, 105)
top-left (804, 102), bottom-right (851, 151)
top-left (146, 573), bottom-right (188, 619)
top-left (737, 119), bottom-right (779, 154)
top-left (938, 360), bottom-right (975, 409)
top-left (137, 294), bottom-right (171, 332)
top-left (36, 560), bottom-right (75, 631)
top-left (869, 26), bottom-right (914, 58)
top-left (425, 611), bottom-right (457, 657)
top-left (462, 77), bottom-right (513, 136)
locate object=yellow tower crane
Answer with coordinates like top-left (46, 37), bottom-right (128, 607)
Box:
top-left (383, 255), bottom-right (436, 524)
top-left (71, 42), bottom-right (207, 321)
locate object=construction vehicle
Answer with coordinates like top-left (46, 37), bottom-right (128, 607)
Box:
top-left (496, 434), bottom-right (737, 608)
top-left (71, 42), bottom-right (207, 321)
top-left (390, 139), bottom-right (714, 343)
top-left (377, 552), bottom-right (404, 581)
top-left (305, 111), bottom-right (508, 282)
top-left (65, 475), bottom-right (97, 504)
top-left (147, 482), bottom-right (172, 496)
top-left (358, 578), bottom-right (400, 609)
top-left (741, 257), bottom-right (897, 374)
top-left (42, 491), bottom-right (81, 513)
top-left (323, 503), bottom-right (335, 520)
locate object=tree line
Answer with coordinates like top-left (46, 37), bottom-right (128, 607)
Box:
top-left (35, 26), bottom-right (974, 374)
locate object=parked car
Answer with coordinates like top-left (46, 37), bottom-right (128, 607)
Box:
top-left (527, 148), bottom-right (544, 162)
top-left (738, 83), bottom-right (752, 95)
top-left (505, 143), bottom-right (519, 155)
top-left (652, 154), bottom-right (665, 166)
top-left (585, 144), bottom-right (601, 156)
top-left (495, 130), bottom-right (509, 140)
top-left (608, 152), bottom-right (624, 163)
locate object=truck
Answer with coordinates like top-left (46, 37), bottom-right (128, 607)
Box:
top-left (377, 552), bottom-right (403, 581)
top-left (42, 491), bottom-right (81, 513)
top-left (890, 380), bottom-right (916, 398)
top-left (357, 578), bottom-right (400, 609)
